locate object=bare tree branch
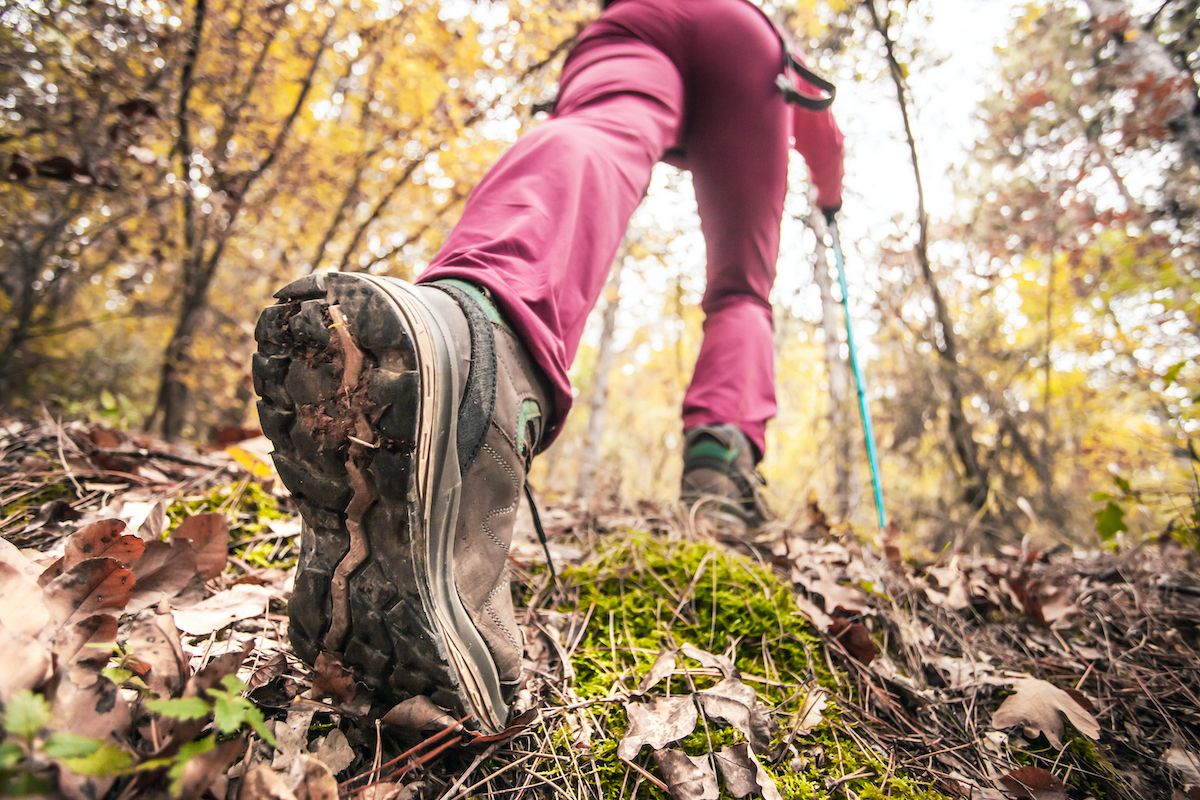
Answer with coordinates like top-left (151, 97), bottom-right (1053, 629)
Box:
top-left (865, 0), bottom-right (988, 511)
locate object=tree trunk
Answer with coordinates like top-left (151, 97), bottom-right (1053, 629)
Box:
top-left (152, 258), bottom-right (219, 438)
top-left (808, 210), bottom-right (859, 521)
top-left (576, 242), bottom-right (628, 501)
top-left (150, 4), bottom-right (335, 437)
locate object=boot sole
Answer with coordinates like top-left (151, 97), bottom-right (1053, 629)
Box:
top-left (253, 272), bottom-right (508, 733)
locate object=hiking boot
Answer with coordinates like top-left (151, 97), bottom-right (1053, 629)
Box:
top-left (253, 272), bottom-right (551, 734)
top-left (680, 424), bottom-right (773, 530)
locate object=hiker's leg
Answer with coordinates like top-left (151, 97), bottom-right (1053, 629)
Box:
top-left (419, 39), bottom-right (684, 442)
top-left (259, 45), bottom-right (683, 729)
top-left (678, 0), bottom-right (791, 461)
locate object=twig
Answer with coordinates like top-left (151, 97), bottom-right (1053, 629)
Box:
top-left (53, 418), bottom-right (85, 499)
top-left (340, 716), bottom-right (469, 792)
top-left (825, 766), bottom-right (874, 791)
top-left (439, 750), bottom-right (541, 800)
top-left (619, 757), bottom-right (669, 793)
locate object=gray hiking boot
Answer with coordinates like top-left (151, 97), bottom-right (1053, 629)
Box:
top-left (253, 272), bottom-right (550, 733)
top-left (680, 424), bottom-right (773, 530)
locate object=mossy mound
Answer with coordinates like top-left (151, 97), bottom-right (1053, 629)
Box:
top-left (516, 529), bottom-right (947, 800)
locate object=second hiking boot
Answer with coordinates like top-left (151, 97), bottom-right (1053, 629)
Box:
top-left (253, 272), bottom-right (550, 734)
top-left (680, 423), bottom-right (773, 530)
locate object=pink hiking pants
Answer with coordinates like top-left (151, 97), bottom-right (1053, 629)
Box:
top-left (419, 0), bottom-right (843, 458)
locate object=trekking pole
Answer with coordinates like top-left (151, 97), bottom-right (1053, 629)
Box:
top-left (826, 213), bottom-right (888, 529)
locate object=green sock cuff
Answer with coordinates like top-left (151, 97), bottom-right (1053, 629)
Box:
top-left (433, 279), bottom-right (512, 333)
top-left (687, 440), bottom-right (739, 464)
top-left (517, 398), bottom-right (542, 457)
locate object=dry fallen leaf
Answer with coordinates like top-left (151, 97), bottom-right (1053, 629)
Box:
top-left (618, 696), bottom-right (698, 760)
top-left (0, 538), bottom-right (44, 582)
top-left (714, 743), bottom-right (783, 800)
top-left (1037, 587), bottom-right (1078, 628)
top-left (794, 565), bottom-right (871, 616)
top-left (50, 613), bottom-right (118, 669)
top-left (0, 562), bottom-right (52, 701)
top-left (125, 605), bottom-right (190, 699)
top-left (63, 519), bottom-right (145, 570)
top-left (151, 642), bottom-right (255, 756)
top-left (127, 539), bottom-right (199, 615)
top-left (1164, 743), bottom-right (1200, 784)
top-left (381, 695), bottom-right (461, 735)
top-left (41, 557), bottom-right (134, 630)
top-left (654, 749), bottom-right (719, 800)
top-left (926, 562), bottom-right (973, 610)
top-left (272, 707), bottom-right (318, 770)
top-left (171, 583), bottom-right (274, 635)
top-left (49, 670), bottom-right (132, 751)
top-left (927, 655), bottom-right (1003, 690)
top-left (997, 765), bottom-right (1067, 800)
top-left (696, 680), bottom-right (773, 756)
top-left (95, 493), bottom-right (168, 541)
top-left (680, 643), bottom-right (738, 680)
top-left (310, 728), bottom-right (354, 775)
top-left (636, 648), bottom-right (678, 695)
top-left (793, 595), bottom-right (834, 631)
top-left (311, 651), bottom-right (358, 705)
top-left (288, 755), bottom-right (339, 800)
top-left (177, 736), bottom-right (246, 800)
top-left (246, 652), bottom-right (289, 693)
top-left (792, 687), bottom-right (828, 736)
top-left (828, 617), bottom-right (877, 664)
top-left (171, 513), bottom-right (230, 581)
top-left (991, 678), bottom-right (1100, 749)
top-left (240, 763), bottom-right (299, 800)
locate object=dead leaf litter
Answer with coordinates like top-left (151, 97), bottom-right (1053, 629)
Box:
top-left (1, 417), bottom-right (1199, 799)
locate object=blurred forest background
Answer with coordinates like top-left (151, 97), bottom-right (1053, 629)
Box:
top-left (2, 0), bottom-right (1197, 549)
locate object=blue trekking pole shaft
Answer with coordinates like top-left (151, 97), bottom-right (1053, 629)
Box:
top-left (828, 218), bottom-right (887, 529)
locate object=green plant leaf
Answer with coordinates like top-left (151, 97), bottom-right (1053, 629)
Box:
top-left (0, 742), bottom-right (23, 770)
top-left (206, 676), bottom-right (276, 746)
top-left (45, 734), bottom-right (132, 778)
top-left (102, 665), bottom-right (149, 692)
top-left (241, 706), bottom-right (275, 747)
top-left (3, 691), bottom-right (50, 743)
top-left (1111, 474), bottom-right (1132, 496)
top-left (102, 667), bottom-right (132, 686)
top-left (42, 733), bottom-right (101, 760)
top-left (1094, 501), bottom-right (1127, 540)
top-left (145, 696), bottom-right (211, 722)
top-left (60, 743), bottom-right (133, 778)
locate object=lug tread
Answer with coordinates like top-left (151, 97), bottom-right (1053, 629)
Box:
top-left (253, 274), bottom-right (461, 719)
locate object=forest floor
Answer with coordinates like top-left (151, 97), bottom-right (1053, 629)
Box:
top-left (2, 415), bottom-right (1199, 800)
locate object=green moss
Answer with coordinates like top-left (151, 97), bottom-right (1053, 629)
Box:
top-left (1009, 730), bottom-right (1123, 799)
top-left (562, 531), bottom-right (832, 706)
top-left (0, 480), bottom-right (78, 542)
top-left (678, 724), bottom-right (743, 756)
top-left (516, 531), bottom-right (947, 800)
